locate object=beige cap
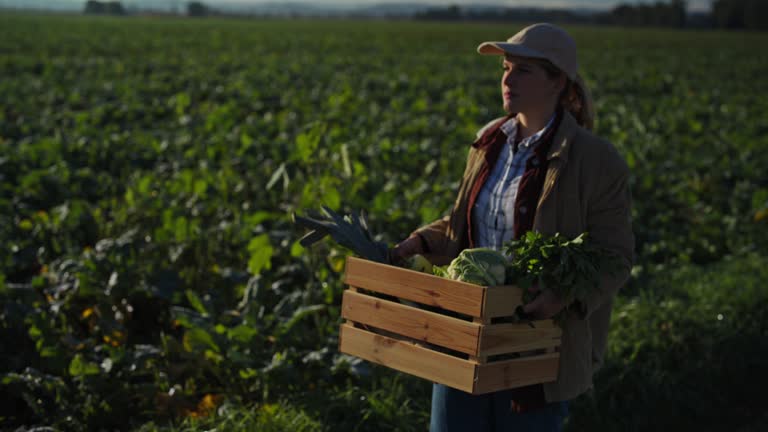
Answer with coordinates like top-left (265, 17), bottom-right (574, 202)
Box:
top-left (477, 23), bottom-right (578, 81)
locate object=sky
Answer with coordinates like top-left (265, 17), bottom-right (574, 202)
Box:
top-left (0, 0), bottom-right (713, 13)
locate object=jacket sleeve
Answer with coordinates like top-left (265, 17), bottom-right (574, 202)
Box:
top-left (409, 216), bottom-right (451, 254)
top-left (574, 150), bottom-right (635, 320)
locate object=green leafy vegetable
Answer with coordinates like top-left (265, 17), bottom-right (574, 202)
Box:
top-left (444, 248), bottom-right (508, 286)
top-left (504, 232), bottom-right (623, 312)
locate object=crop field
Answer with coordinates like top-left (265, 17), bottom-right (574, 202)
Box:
top-left (1, 12), bottom-right (768, 431)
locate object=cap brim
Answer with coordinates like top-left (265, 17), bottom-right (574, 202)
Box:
top-left (477, 42), bottom-right (547, 61)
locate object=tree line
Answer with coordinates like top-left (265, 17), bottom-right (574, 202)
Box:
top-left (595, 0), bottom-right (687, 27)
top-left (712, 0), bottom-right (768, 30)
top-left (415, 0), bottom-right (768, 30)
top-left (83, 1), bottom-right (213, 17)
top-left (84, 1), bottom-right (124, 15)
top-left (82, 0), bottom-right (768, 30)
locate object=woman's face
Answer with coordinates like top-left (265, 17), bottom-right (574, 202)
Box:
top-left (500, 56), bottom-right (563, 115)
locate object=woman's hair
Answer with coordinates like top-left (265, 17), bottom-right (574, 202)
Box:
top-left (562, 74), bottom-right (595, 131)
top-left (517, 56), bottom-right (596, 131)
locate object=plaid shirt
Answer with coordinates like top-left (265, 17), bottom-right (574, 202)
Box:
top-left (472, 114), bottom-right (556, 251)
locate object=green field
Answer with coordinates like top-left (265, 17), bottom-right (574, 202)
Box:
top-left (2, 13), bottom-right (768, 431)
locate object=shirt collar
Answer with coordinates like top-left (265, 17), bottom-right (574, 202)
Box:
top-left (500, 113), bottom-right (557, 150)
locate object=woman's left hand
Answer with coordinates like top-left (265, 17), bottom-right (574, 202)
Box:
top-left (522, 288), bottom-right (565, 319)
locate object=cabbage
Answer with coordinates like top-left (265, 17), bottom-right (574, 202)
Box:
top-left (446, 248), bottom-right (508, 286)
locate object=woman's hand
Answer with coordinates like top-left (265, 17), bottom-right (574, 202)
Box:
top-left (522, 287), bottom-right (565, 319)
top-left (390, 235), bottom-right (424, 264)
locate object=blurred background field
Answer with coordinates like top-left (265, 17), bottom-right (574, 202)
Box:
top-left (1, 13), bottom-right (767, 431)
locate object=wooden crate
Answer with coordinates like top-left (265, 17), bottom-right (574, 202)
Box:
top-left (339, 256), bottom-right (561, 394)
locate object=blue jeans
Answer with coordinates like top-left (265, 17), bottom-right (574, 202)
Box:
top-left (429, 384), bottom-right (569, 432)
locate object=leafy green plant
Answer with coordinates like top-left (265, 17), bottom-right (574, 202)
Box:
top-left (504, 232), bottom-right (623, 308)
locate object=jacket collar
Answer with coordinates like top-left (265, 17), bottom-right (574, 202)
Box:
top-left (471, 110), bottom-right (580, 164)
top-left (471, 114), bottom-right (514, 150)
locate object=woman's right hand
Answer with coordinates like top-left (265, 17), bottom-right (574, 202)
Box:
top-left (390, 235), bottom-right (424, 264)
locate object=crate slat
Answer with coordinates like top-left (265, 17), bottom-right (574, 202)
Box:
top-left (473, 353), bottom-right (560, 394)
top-left (482, 285), bottom-right (524, 318)
top-left (344, 256), bottom-right (485, 317)
top-left (339, 323), bottom-right (477, 393)
top-left (341, 290), bottom-right (482, 355)
top-left (478, 322), bottom-right (562, 357)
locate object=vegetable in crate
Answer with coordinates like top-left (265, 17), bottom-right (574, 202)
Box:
top-left (292, 206), bottom-right (390, 264)
top-left (293, 207), bottom-right (433, 273)
top-left (428, 232), bottom-right (622, 323)
top-left (503, 231), bottom-right (623, 319)
top-left (293, 208), bottom-right (434, 313)
top-left (440, 248), bottom-right (508, 286)
top-left (405, 254), bottom-right (433, 274)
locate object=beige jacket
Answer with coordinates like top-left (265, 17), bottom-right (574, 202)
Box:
top-left (412, 111), bottom-right (634, 402)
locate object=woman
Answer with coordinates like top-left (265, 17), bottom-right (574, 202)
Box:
top-left (392, 23), bottom-right (634, 431)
